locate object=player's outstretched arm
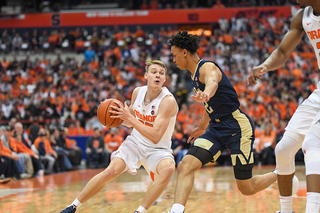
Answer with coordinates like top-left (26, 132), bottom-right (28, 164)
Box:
top-left (247, 9), bottom-right (304, 85)
top-left (191, 63), bottom-right (222, 102)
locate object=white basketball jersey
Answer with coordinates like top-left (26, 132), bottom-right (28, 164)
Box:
top-left (303, 6), bottom-right (320, 69)
top-left (128, 86), bottom-right (177, 149)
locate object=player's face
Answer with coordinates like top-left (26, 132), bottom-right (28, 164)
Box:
top-left (171, 46), bottom-right (186, 70)
top-left (145, 64), bottom-right (166, 87)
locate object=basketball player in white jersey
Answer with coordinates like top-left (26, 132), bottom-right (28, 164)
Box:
top-left (247, 1), bottom-right (320, 212)
top-left (60, 58), bottom-right (178, 213)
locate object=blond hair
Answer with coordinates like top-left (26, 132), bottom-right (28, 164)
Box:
top-left (145, 58), bottom-right (167, 73)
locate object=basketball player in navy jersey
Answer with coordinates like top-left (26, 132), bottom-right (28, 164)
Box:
top-left (167, 31), bottom-right (278, 213)
top-left (248, 1), bottom-right (320, 212)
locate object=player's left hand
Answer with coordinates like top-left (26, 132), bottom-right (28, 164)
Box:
top-left (191, 91), bottom-right (210, 103)
top-left (187, 127), bottom-right (206, 144)
top-left (110, 101), bottom-right (131, 121)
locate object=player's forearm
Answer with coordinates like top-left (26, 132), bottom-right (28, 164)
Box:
top-left (121, 120), bottom-right (133, 128)
top-left (198, 112), bottom-right (210, 130)
top-left (263, 48), bottom-right (289, 71)
top-left (204, 79), bottom-right (218, 99)
top-left (127, 116), bottom-right (162, 144)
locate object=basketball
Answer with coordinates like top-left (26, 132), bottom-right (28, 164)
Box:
top-left (97, 99), bottom-right (124, 127)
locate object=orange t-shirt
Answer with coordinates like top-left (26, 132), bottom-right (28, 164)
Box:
top-left (104, 135), bottom-right (123, 152)
top-left (33, 137), bottom-right (55, 155)
top-left (11, 140), bottom-right (34, 156)
top-left (257, 130), bottom-right (276, 152)
top-left (0, 140), bottom-right (12, 157)
top-left (65, 138), bottom-right (77, 149)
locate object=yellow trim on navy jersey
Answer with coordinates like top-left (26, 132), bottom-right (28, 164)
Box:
top-left (249, 152), bottom-right (254, 164)
top-left (191, 59), bottom-right (203, 81)
top-left (213, 150), bottom-right (221, 162)
top-left (232, 109), bottom-right (253, 162)
top-left (194, 138), bottom-right (213, 151)
top-left (231, 154), bottom-right (237, 166)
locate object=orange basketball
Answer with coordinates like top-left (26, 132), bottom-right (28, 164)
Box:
top-left (97, 99), bottom-right (124, 127)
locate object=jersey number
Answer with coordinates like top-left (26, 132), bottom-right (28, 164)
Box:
top-left (194, 88), bottom-right (214, 114)
top-left (139, 119), bottom-right (153, 127)
top-left (203, 101), bottom-right (214, 114)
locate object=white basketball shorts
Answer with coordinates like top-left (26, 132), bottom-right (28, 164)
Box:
top-left (285, 82), bottom-right (320, 136)
top-left (111, 139), bottom-right (174, 180)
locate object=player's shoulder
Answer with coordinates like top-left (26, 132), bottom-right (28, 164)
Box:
top-left (291, 8), bottom-right (305, 29)
top-left (132, 86), bottom-right (143, 96)
top-left (200, 60), bottom-right (220, 71)
top-left (160, 95), bottom-right (178, 112)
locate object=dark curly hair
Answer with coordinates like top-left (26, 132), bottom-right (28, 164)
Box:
top-left (168, 31), bottom-right (200, 54)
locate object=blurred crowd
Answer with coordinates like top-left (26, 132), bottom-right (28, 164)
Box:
top-left (0, 10), bottom-right (315, 181)
top-left (136, 0), bottom-right (299, 10)
top-left (17, 0), bottom-right (300, 13)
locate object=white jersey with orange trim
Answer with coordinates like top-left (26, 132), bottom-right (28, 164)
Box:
top-left (303, 6), bottom-right (320, 69)
top-left (127, 86), bottom-right (177, 149)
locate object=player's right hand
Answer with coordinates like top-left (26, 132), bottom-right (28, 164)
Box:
top-left (187, 127), bottom-right (206, 144)
top-left (247, 64), bottom-right (268, 85)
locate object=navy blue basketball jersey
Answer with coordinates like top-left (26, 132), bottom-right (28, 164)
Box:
top-left (191, 59), bottom-right (240, 120)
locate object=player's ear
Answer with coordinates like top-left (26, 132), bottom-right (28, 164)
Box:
top-left (144, 72), bottom-right (147, 79)
top-left (183, 49), bottom-right (187, 56)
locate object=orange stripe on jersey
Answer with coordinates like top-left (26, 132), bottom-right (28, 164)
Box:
top-left (317, 42), bottom-right (320, 49)
top-left (150, 171), bottom-right (155, 182)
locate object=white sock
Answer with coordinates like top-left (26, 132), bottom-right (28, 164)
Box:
top-left (306, 192), bottom-right (320, 213)
top-left (273, 169), bottom-right (278, 174)
top-left (72, 198), bottom-right (82, 208)
top-left (170, 203), bottom-right (185, 213)
top-left (136, 205), bottom-right (147, 213)
top-left (279, 196), bottom-right (293, 213)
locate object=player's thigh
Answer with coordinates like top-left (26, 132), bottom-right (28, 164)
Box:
top-left (111, 140), bottom-right (142, 175)
top-left (286, 98), bottom-right (320, 135)
top-left (188, 131), bottom-right (225, 166)
top-left (144, 149), bottom-right (174, 181)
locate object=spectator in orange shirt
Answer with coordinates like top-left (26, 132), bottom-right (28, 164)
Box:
top-left (68, 121), bottom-right (84, 136)
top-left (33, 128), bottom-right (57, 174)
top-left (14, 122), bottom-right (44, 177)
top-left (177, 103), bottom-right (189, 124)
top-left (86, 128), bottom-right (108, 168)
top-left (256, 121), bottom-right (276, 165)
top-left (0, 128), bottom-right (20, 179)
top-left (61, 128), bottom-right (83, 167)
top-left (1, 125), bottom-right (29, 177)
top-left (104, 128), bottom-right (123, 153)
top-left (13, 132), bottom-right (45, 177)
top-left (89, 57), bottom-right (99, 71)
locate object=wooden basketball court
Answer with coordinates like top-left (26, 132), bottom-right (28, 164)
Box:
top-left (0, 165), bottom-right (307, 213)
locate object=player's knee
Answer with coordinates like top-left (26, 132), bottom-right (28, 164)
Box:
top-left (302, 133), bottom-right (320, 176)
top-left (177, 157), bottom-right (198, 175)
top-left (275, 133), bottom-right (302, 158)
top-left (102, 167), bottom-right (121, 179)
top-left (237, 181), bottom-right (256, 196)
top-left (237, 184), bottom-right (255, 196)
top-left (275, 140), bottom-right (287, 158)
top-left (158, 164), bottom-right (175, 182)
